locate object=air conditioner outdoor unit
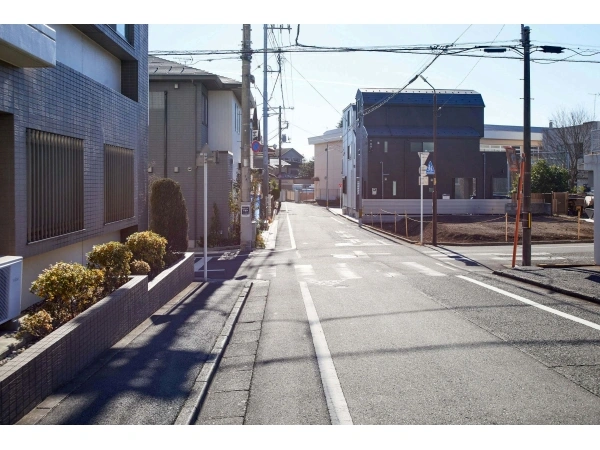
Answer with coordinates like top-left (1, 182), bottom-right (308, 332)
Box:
top-left (0, 256), bottom-right (23, 325)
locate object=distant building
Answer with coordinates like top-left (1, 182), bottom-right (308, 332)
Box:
top-left (480, 124), bottom-right (546, 197)
top-left (343, 88), bottom-right (491, 217)
top-left (0, 24), bottom-right (149, 310)
top-left (308, 128), bottom-right (343, 201)
top-left (148, 56), bottom-right (252, 246)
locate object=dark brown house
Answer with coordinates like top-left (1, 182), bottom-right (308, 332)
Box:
top-left (353, 89), bottom-right (505, 200)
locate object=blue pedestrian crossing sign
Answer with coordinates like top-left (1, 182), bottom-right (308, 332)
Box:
top-left (426, 161), bottom-right (435, 175)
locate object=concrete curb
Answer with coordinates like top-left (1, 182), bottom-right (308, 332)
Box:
top-left (492, 269), bottom-right (600, 305)
top-left (174, 281), bottom-right (253, 425)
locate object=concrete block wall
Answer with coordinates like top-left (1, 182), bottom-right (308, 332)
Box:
top-left (0, 252), bottom-right (194, 424)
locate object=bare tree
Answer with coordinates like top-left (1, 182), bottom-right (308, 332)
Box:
top-left (542, 107), bottom-right (595, 190)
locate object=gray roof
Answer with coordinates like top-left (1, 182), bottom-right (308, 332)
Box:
top-left (148, 56), bottom-right (241, 86)
top-left (485, 124), bottom-right (547, 134)
top-left (359, 89), bottom-right (485, 108)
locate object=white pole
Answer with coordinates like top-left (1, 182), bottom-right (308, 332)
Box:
top-left (204, 152), bottom-right (208, 281)
top-left (420, 177), bottom-right (423, 245)
top-left (326, 144), bottom-right (329, 209)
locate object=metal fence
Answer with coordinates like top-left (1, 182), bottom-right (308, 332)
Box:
top-left (26, 129), bottom-right (84, 242)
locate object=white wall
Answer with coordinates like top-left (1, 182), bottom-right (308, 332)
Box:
top-left (51, 24), bottom-right (121, 92)
top-left (314, 140), bottom-right (343, 201)
top-left (208, 90), bottom-right (240, 181)
top-left (342, 106), bottom-right (357, 215)
top-left (21, 231), bottom-right (121, 310)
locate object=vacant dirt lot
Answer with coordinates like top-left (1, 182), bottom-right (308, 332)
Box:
top-left (369, 214), bottom-right (594, 244)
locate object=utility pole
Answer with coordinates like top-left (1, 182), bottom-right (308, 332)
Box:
top-left (522, 24), bottom-right (532, 266)
top-left (326, 144), bottom-right (329, 209)
top-left (420, 75), bottom-right (438, 245)
top-left (263, 24), bottom-right (292, 220)
top-left (278, 106), bottom-right (282, 192)
top-left (240, 24), bottom-right (252, 251)
top-left (262, 25), bottom-right (268, 221)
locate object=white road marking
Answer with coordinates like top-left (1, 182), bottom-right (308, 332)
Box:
top-left (257, 266), bottom-right (277, 279)
top-left (383, 272), bottom-right (402, 278)
top-left (299, 281), bottom-right (353, 425)
top-left (295, 265), bottom-right (317, 281)
top-left (332, 254), bottom-right (356, 258)
top-left (331, 217), bottom-right (343, 224)
top-left (401, 262), bottom-right (446, 277)
top-left (194, 257), bottom-right (212, 271)
top-left (335, 263), bottom-right (362, 280)
top-left (353, 250), bottom-right (369, 258)
top-left (436, 262), bottom-right (459, 271)
top-left (370, 253), bottom-right (392, 256)
top-left (285, 203), bottom-right (297, 250)
top-left (457, 275), bottom-right (600, 331)
top-left (491, 256), bottom-right (565, 261)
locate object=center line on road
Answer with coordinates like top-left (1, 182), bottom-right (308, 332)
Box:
top-left (331, 217), bottom-right (343, 224)
top-left (457, 275), bottom-right (600, 331)
top-left (299, 281), bottom-right (353, 425)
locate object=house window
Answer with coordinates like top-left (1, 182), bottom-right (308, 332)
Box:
top-left (453, 177), bottom-right (477, 199)
top-left (104, 144), bottom-right (134, 224)
top-left (108, 24), bottom-right (133, 45)
top-left (393, 181), bottom-right (397, 196)
top-left (27, 129), bottom-right (84, 242)
top-left (202, 94), bottom-right (208, 125)
top-left (347, 145), bottom-right (351, 160)
top-left (410, 142), bottom-right (434, 152)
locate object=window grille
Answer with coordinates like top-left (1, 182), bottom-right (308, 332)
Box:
top-left (27, 129), bottom-right (84, 242)
top-left (104, 144), bottom-right (134, 224)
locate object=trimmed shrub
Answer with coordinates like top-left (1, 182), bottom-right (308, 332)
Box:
top-left (87, 241), bottom-right (133, 294)
top-left (149, 178), bottom-right (189, 253)
top-left (19, 310), bottom-right (53, 339)
top-left (126, 231), bottom-right (167, 276)
top-left (130, 259), bottom-right (151, 275)
top-left (30, 262), bottom-right (105, 325)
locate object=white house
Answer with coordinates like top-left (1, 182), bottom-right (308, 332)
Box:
top-left (308, 128), bottom-right (343, 203)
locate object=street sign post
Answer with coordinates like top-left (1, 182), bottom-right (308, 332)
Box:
top-left (251, 140), bottom-right (261, 153)
top-left (418, 152), bottom-right (429, 245)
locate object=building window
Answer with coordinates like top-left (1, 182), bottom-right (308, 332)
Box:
top-left (384, 141), bottom-right (388, 153)
top-left (27, 129), bottom-right (84, 242)
top-left (347, 145), bottom-right (351, 160)
top-left (410, 141), bottom-right (434, 152)
top-left (203, 94), bottom-right (208, 125)
top-left (453, 177), bottom-right (477, 199)
top-left (104, 144), bottom-right (135, 224)
top-left (108, 24), bottom-right (134, 45)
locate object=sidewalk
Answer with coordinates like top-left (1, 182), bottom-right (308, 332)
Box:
top-left (323, 204), bottom-right (600, 305)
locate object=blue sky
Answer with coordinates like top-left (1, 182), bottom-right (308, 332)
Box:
top-left (15, 2), bottom-right (599, 162)
top-left (148, 21), bottom-right (600, 160)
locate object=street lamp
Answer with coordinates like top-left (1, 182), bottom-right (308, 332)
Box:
top-left (420, 75), bottom-right (438, 246)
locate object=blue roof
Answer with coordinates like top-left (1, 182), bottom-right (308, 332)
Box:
top-left (365, 126), bottom-right (482, 138)
top-left (359, 89), bottom-right (485, 108)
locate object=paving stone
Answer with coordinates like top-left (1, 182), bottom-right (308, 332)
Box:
top-left (218, 355), bottom-right (256, 371)
top-left (223, 341), bottom-right (259, 358)
top-left (231, 330), bottom-right (260, 344)
top-left (211, 369), bottom-right (252, 393)
top-left (197, 390), bottom-right (248, 420)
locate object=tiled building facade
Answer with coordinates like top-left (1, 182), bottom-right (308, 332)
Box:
top-left (0, 25), bottom-right (149, 310)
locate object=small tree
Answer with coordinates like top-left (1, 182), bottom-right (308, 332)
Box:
top-left (542, 107), bottom-right (594, 191)
top-left (298, 159), bottom-right (314, 178)
top-left (531, 159), bottom-right (569, 193)
top-left (126, 231), bottom-right (167, 276)
top-left (150, 178), bottom-right (189, 253)
top-left (228, 174), bottom-right (241, 244)
top-left (87, 241), bottom-right (132, 295)
top-left (208, 203), bottom-right (223, 247)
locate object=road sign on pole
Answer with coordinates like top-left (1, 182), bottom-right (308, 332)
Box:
top-left (419, 165), bottom-right (427, 176)
top-left (426, 161), bottom-right (435, 175)
top-left (418, 151), bottom-right (429, 165)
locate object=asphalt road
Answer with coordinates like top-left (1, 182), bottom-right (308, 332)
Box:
top-left (221, 202), bottom-right (600, 424)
